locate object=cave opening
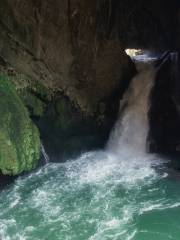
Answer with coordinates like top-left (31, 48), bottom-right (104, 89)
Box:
top-left (0, 0), bottom-right (179, 162)
top-left (1, 0), bottom-right (180, 239)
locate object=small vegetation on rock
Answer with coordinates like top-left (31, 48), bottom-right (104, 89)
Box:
top-left (0, 75), bottom-right (40, 175)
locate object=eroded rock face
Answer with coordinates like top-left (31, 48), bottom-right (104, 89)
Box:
top-left (149, 54), bottom-right (180, 154)
top-left (178, 8), bottom-right (180, 51)
top-left (0, 0), bottom-right (179, 117)
top-left (0, 0), bottom-right (179, 165)
top-left (0, 0), bottom-right (137, 161)
top-left (0, 0), bottom-right (135, 117)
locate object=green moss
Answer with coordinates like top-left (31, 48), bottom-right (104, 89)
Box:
top-left (9, 71), bottom-right (52, 102)
top-left (0, 75), bottom-right (40, 175)
top-left (12, 73), bottom-right (50, 118)
top-left (20, 91), bottom-right (45, 117)
top-left (33, 81), bottom-right (51, 101)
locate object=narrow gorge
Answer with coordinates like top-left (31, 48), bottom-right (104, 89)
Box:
top-left (0, 0), bottom-right (180, 239)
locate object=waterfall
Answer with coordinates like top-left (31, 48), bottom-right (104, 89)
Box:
top-left (107, 59), bottom-right (156, 155)
top-left (40, 143), bottom-right (50, 164)
top-left (3, 56), bottom-right (180, 240)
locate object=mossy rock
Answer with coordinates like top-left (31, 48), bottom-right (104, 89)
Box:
top-left (19, 91), bottom-right (45, 117)
top-left (0, 75), bottom-right (40, 175)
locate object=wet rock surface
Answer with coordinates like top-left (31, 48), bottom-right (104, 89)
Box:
top-left (0, 75), bottom-right (40, 175)
top-left (149, 53), bottom-right (180, 154)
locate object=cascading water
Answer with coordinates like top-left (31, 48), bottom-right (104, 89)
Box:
top-left (1, 56), bottom-right (180, 240)
top-left (41, 143), bottom-right (50, 164)
top-left (107, 61), bottom-right (155, 155)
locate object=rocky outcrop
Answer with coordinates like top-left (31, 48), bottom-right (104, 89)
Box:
top-left (0, 0), bottom-right (179, 116)
top-left (149, 53), bottom-right (180, 154)
top-left (0, 0), bottom-right (137, 161)
top-left (0, 75), bottom-right (40, 175)
top-left (0, 0), bottom-right (135, 116)
top-left (0, 0), bottom-right (179, 166)
top-left (97, 0), bottom-right (179, 50)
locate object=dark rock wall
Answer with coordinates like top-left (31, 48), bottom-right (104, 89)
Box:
top-left (0, 0), bottom-right (137, 160)
top-left (97, 0), bottom-right (179, 50)
top-left (0, 0), bottom-right (135, 117)
top-left (0, 0), bottom-right (179, 115)
top-left (1, 0), bottom-right (178, 114)
top-left (149, 54), bottom-right (180, 154)
top-left (0, 0), bottom-right (180, 161)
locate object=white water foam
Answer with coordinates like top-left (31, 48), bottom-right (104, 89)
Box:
top-left (1, 57), bottom-right (178, 240)
top-left (107, 61), bottom-right (155, 155)
top-left (41, 142), bottom-right (50, 164)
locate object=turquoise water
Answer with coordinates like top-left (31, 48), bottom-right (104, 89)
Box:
top-left (0, 151), bottom-right (180, 240)
top-left (1, 58), bottom-right (180, 239)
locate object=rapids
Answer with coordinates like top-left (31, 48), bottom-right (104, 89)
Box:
top-left (1, 57), bottom-right (180, 240)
